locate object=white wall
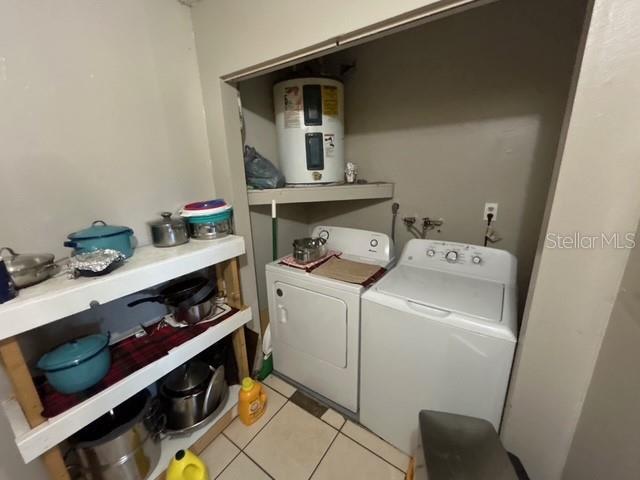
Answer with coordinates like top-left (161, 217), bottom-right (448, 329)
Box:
top-left (0, 1), bottom-right (213, 477)
top-left (238, 0), bottom-right (585, 309)
top-left (563, 221), bottom-right (640, 480)
top-left (308, 0), bottom-right (586, 297)
top-left (501, 0), bottom-right (640, 478)
top-left (0, 0), bottom-right (214, 259)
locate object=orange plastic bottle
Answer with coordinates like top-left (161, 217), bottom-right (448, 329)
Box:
top-left (238, 377), bottom-right (267, 425)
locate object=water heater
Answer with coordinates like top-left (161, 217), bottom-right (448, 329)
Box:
top-left (273, 78), bottom-right (344, 184)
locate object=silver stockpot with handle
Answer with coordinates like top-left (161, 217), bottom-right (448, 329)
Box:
top-left (292, 237), bottom-right (328, 264)
top-left (70, 389), bottom-right (164, 480)
top-left (160, 360), bottom-right (227, 432)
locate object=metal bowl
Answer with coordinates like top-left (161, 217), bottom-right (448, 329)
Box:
top-left (292, 237), bottom-right (327, 264)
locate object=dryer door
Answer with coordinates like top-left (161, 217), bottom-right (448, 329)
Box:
top-left (272, 281), bottom-right (347, 368)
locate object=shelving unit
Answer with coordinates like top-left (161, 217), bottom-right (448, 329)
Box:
top-left (0, 236), bottom-right (252, 480)
top-left (247, 182), bottom-right (394, 206)
top-left (0, 236), bottom-right (245, 339)
top-left (5, 308), bottom-right (251, 462)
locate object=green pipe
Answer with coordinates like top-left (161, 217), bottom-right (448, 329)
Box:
top-left (272, 200), bottom-right (278, 261)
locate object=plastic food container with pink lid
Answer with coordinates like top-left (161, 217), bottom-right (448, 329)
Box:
top-left (180, 199), bottom-right (233, 240)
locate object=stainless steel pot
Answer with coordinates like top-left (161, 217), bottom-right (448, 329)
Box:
top-left (0, 247), bottom-right (57, 288)
top-left (292, 237), bottom-right (328, 264)
top-left (171, 298), bottom-right (214, 324)
top-left (71, 389), bottom-right (163, 480)
top-left (186, 218), bottom-right (232, 240)
top-left (160, 361), bottom-right (227, 432)
top-left (149, 212), bottom-right (189, 248)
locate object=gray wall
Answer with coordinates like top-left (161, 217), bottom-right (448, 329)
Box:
top-left (310, 0), bottom-right (587, 297)
top-left (0, 1), bottom-right (214, 478)
top-left (562, 222), bottom-right (640, 480)
top-left (241, 0), bottom-right (586, 311)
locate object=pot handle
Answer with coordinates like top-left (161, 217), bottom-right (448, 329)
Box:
top-left (63, 241), bottom-right (78, 249)
top-left (0, 247), bottom-right (17, 259)
top-left (91, 220), bottom-right (107, 226)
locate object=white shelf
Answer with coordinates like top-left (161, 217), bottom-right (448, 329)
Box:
top-left (148, 384), bottom-right (239, 480)
top-left (247, 182), bottom-right (394, 206)
top-left (0, 236), bottom-right (245, 340)
top-left (2, 308), bottom-right (252, 463)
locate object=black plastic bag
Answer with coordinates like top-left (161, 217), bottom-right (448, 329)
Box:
top-left (244, 145), bottom-right (286, 189)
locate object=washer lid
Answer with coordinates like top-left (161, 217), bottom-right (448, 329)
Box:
top-left (376, 265), bottom-right (504, 323)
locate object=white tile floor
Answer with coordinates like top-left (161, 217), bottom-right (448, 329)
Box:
top-left (200, 375), bottom-right (410, 480)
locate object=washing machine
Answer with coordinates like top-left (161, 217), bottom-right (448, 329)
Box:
top-left (266, 226), bottom-right (394, 413)
top-left (360, 239), bottom-right (518, 454)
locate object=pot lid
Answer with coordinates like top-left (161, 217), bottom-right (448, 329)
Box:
top-left (183, 199), bottom-right (227, 211)
top-left (68, 220), bottom-right (133, 240)
top-left (150, 212), bottom-right (185, 228)
top-left (37, 333), bottom-right (110, 372)
top-left (163, 361), bottom-right (210, 393)
top-left (180, 204), bottom-right (232, 218)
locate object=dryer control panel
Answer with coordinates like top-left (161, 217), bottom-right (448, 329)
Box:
top-left (311, 225), bottom-right (394, 264)
top-left (400, 239), bottom-right (517, 285)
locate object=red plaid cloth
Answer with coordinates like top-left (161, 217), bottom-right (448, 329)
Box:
top-left (37, 307), bottom-right (238, 418)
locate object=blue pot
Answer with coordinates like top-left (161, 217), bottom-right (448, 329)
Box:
top-left (64, 220), bottom-right (135, 258)
top-left (37, 333), bottom-right (111, 394)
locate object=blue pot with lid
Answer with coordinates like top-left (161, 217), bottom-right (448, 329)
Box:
top-left (64, 220), bottom-right (135, 258)
top-left (37, 333), bottom-right (111, 394)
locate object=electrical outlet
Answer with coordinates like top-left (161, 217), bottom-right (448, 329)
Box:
top-left (484, 203), bottom-right (498, 221)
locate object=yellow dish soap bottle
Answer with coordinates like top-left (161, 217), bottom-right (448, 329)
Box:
top-left (239, 377), bottom-right (268, 425)
top-left (166, 449), bottom-right (209, 480)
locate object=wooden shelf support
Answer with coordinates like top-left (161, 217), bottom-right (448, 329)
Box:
top-left (0, 338), bottom-right (69, 480)
top-left (219, 257), bottom-right (250, 381)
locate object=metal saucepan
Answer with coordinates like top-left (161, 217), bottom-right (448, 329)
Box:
top-left (292, 237), bottom-right (328, 264)
top-left (149, 212), bottom-right (189, 248)
top-left (70, 389), bottom-right (164, 480)
top-left (160, 361), bottom-right (227, 432)
top-left (127, 277), bottom-right (216, 324)
top-left (0, 247), bottom-right (57, 288)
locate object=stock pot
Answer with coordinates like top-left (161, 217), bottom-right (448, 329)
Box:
top-left (71, 389), bottom-right (163, 480)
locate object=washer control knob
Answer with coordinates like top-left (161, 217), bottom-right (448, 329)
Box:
top-left (445, 251), bottom-right (458, 263)
top-left (472, 256), bottom-right (482, 264)
top-left (426, 249), bottom-right (436, 257)
top-left (318, 230), bottom-right (329, 240)
top-left (370, 239), bottom-right (378, 247)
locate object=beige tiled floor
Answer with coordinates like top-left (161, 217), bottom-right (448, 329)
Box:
top-left (200, 375), bottom-right (410, 479)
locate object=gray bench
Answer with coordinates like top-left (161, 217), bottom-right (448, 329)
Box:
top-left (414, 411), bottom-right (528, 480)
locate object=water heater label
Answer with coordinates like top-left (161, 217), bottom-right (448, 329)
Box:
top-left (284, 86), bottom-right (302, 128)
top-left (322, 85), bottom-right (338, 116)
top-left (324, 134), bottom-right (336, 157)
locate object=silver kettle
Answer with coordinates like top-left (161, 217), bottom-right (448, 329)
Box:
top-left (160, 360), bottom-right (227, 432)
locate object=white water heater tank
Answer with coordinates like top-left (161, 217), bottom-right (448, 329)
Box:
top-left (273, 78), bottom-right (344, 184)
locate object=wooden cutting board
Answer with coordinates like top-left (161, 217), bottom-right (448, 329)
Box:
top-left (311, 257), bottom-right (382, 284)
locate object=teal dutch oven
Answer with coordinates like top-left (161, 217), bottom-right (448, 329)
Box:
top-left (65, 220), bottom-right (135, 258)
top-left (37, 333), bottom-right (111, 394)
